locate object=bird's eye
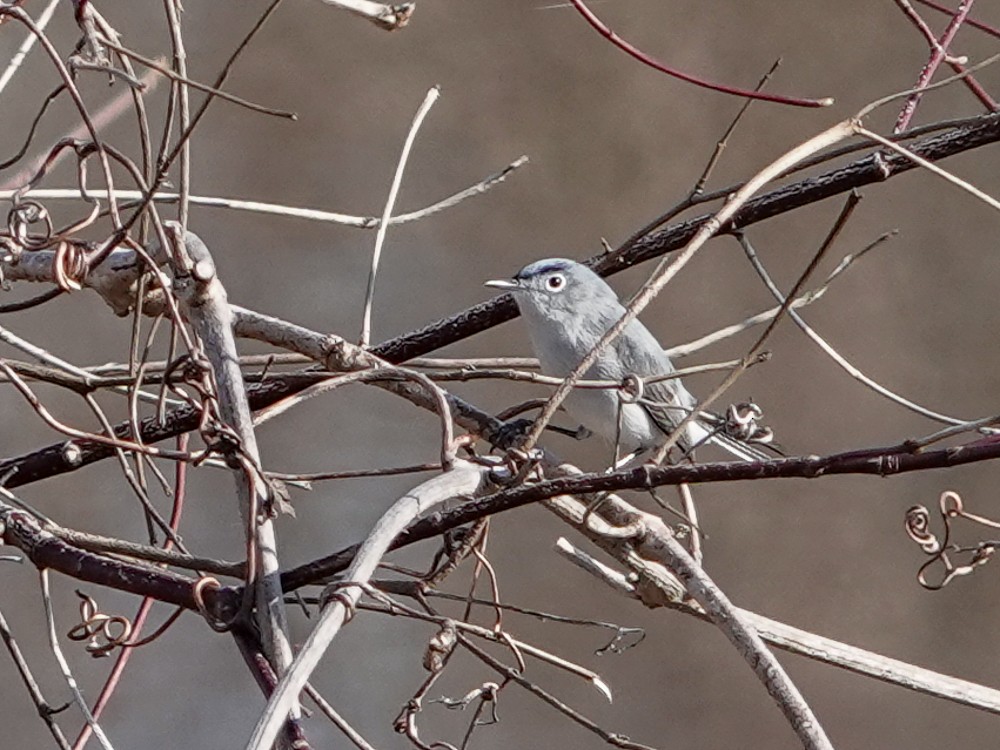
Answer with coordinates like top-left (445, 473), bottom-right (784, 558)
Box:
top-left (546, 274), bottom-right (565, 292)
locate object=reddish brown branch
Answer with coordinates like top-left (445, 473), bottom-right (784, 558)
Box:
top-left (915, 0), bottom-right (1000, 38)
top-left (895, 0), bottom-right (978, 131)
top-left (568, 0), bottom-right (831, 108)
top-left (894, 0), bottom-right (998, 112)
top-left (0, 508), bottom-right (237, 619)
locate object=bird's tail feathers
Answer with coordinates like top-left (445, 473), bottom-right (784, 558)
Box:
top-left (686, 419), bottom-right (772, 462)
top-left (707, 432), bottom-right (772, 462)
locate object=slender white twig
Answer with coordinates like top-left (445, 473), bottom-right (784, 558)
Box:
top-left (554, 537), bottom-right (637, 596)
top-left (739, 235), bottom-right (966, 425)
top-left (856, 52), bottom-right (1000, 119)
top-left (360, 86), bottom-right (440, 346)
top-left (0, 157), bottom-right (526, 226)
top-left (678, 482), bottom-right (701, 563)
top-left (163, 0), bottom-right (191, 228)
top-left (410, 155), bottom-right (528, 220)
top-left (911, 413), bottom-right (1000, 447)
top-left (423, 358), bottom-right (749, 388)
top-left (0, 320), bottom-right (182, 407)
top-left (0, 323), bottom-right (100, 382)
top-left (38, 570), bottom-right (115, 750)
top-left (0, 0), bottom-right (60, 96)
top-left (666, 233), bottom-right (892, 358)
top-left (303, 684), bottom-right (378, 750)
top-left (445, 611), bottom-right (612, 697)
top-left (408, 356), bottom-right (539, 369)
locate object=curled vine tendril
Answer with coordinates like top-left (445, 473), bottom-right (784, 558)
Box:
top-left (67, 590), bottom-right (133, 657)
top-left (904, 491), bottom-right (1000, 589)
top-left (68, 590), bottom-right (187, 655)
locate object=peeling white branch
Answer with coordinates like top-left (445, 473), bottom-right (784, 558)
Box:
top-left (166, 226), bottom-right (295, 705)
top-left (246, 460), bottom-right (491, 750)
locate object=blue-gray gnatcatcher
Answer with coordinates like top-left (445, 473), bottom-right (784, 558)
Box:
top-left (485, 258), bottom-right (768, 462)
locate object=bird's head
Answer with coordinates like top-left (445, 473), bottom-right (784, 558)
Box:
top-left (485, 258), bottom-right (617, 320)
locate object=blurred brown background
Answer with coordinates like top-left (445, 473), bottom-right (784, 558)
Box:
top-left (2, 1), bottom-right (1000, 747)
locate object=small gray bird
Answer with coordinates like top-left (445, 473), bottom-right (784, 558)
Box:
top-left (485, 258), bottom-right (767, 462)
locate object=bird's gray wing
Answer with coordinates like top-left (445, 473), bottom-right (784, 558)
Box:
top-left (614, 320), bottom-right (698, 438)
top-left (616, 318), bottom-right (771, 460)
top-left (641, 375), bottom-right (772, 460)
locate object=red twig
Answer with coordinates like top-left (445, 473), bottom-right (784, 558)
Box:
top-left (567, 0), bottom-right (832, 108)
top-left (895, 0), bottom-right (979, 131)
top-left (894, 0), bottom-right (997, 113)
top-left (915, 0), bottom-right (1000, 38)
top-left (71, 434), bottom-right (190, 750)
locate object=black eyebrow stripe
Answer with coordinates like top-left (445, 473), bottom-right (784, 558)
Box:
top-left (516, 260), bottom-right (571, 280)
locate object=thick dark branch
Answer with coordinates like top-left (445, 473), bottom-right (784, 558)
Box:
top-left (0, 366), bottom-right (502, 492)
top-left (373, 113), bottom-right (1000, 364)
top-left (279, 437), bottom-right (1000, 590)
top-left (0, 508), bottom-right (234, 617)
top-left (0, 378), bottom-right (299, 489)
top-left (5, 432), bottom-right (1000, 612)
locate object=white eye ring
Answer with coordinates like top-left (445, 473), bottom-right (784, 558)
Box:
top-left (546, 273), bottom-right (566, 292)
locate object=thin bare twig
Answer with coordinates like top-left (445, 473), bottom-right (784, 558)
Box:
top-left (0, 602), bottom-right (73, 749)
top-left (915, 0), bottom-right (1000, 37)
top-left (665, 231), bottom-right (895, 358)
top-left (739, 234), bottom-right (970, 426)
top-left (99, 37), bottom-right (297, 120)
top-left (894, 0), bottom-right (977, 132)
top-left (360, 86), bottom-right (440, 346)
top-left (856, 122), bottom-right (1000, 210)
top-left (0, 0), bottom-right (60, 97)
top-left (457, 633), bottom-right (657, 750)
top-left (1, 155), bottom-right (527, 227)
top-left (303, 684), bottom-right (378, 750)
top-left (39, 570), bottom-right (115, 750)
